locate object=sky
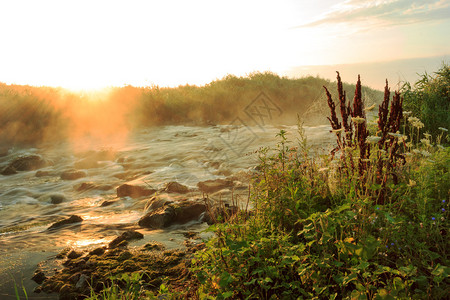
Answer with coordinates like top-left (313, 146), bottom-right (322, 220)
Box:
top-left (0, 0), bottom-right (449, 90)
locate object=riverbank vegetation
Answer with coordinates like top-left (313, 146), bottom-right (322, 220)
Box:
top-left (0, 73), bottom-right (381, 147)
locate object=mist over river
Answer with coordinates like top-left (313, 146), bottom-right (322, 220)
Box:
top-left (0, 124), bottom-right (334, 298)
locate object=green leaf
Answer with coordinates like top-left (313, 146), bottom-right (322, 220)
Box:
top-left (222, 291), bottom-right (234, 298)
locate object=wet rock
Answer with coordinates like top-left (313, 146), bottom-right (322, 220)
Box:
top-left (56, 248), bottom-right (71, 259)
top-left (32, 270), bottom-right (47, 284)
top-left (143, 242), bottom-right (165, 251)
top-left (138, 200), bottom-right (206, 229)
top-left (100, 200), bottom-right (116, 207)
top-left (67, 250), bottom-right (83, 259)
top-left (75, 182), bottom-right (113, 192)
top-left (89, 247), bottom-right (106, 256)
top-left (145, 195), bottom-right (174, 212)
top-left (48, 215), bottom-right (83, 230)
top-left (117, 183), bottom-right (156, 198)
top-left (60, 170), bottom-right (87, 180)
top-left (138, 206), bottom-right (176, 229)
top-left (197, 179), bottom-right (234, 194)
top-left (117, 251), bottom-right (133, 261)
top-left (10, 155), bottom-right (47, 171)
top-left (165, 182), bottom-right (189, 194)
top-left (35, 170), bottom-right (52, 177)
top-left (50, 194), bottom-right (66, 204)
top-left (1, 165), bottom-right (17, 175)
top-left (108, 230), bottom-right (144, 248)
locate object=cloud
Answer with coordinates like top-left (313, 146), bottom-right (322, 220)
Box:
top-left (296, 0), bottom-right (450, 28)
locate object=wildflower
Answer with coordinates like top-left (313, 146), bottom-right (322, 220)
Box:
top-left (376, 207), bottom-right (380, 210)
top-left (432, 217), bottom-right (435, 221)
top-left (424, 133), bottom-right (432, 138)
top-left (412, 121), bottom-right (424, 129)
top-left (388, 132), bottom-right (404, 138)
top-left (442, 208), bottom-right (446, 212)
top-left (420, 138), bottom-right (430, 146)
top-left (391, 243), bottom-right (394, 246)
top-left (408, 117), bottom-right (419, 123)
top-left (412, 149), bottom-right (421, 154)
top-left (421, 150), bottom-right (431, 157)
top-left (442, 217), bottom-right (445, 221)
top-left (405, 142), bottom-right (413, 148)
top-left (443, 200), bottom-right (446, 203)
top-left (403, 111), bottom-right (412, 116)
top-left (364, 104), bottom-right (376, 111)
top-left (351, 116), bottom-right (365, 124)
top-left (438, 127), bottom-right (448, 132)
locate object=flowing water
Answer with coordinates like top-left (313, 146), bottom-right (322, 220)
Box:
top-left (0, 124), bottom-right (334, 299)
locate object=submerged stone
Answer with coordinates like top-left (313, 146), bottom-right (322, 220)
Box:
top-left (48, 215), bottom-right (83, 230)
top-left (117, 183), bottom-right (156, 198)
top-left (60, 170), bottom-right (87, 180)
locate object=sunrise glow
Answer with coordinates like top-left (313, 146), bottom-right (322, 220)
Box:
top-left (1, 0), bottom-right (448, 90)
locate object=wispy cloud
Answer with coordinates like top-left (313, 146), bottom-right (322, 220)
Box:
top-left (296, 0), bottom-right (450, 28)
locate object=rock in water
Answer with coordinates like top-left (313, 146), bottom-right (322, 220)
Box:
top-left (116, 183), bottom-right (156, 198)
top-left (1, 154), bottom-right (47, 175)
top-left (165, 181), bottom-right (189, 193)
top-left (50, 194), bottom-right (66, 204)
top-left (10, 155), bottom-right (47, 171)
top-left (138, 206), bottom-right (176, 229)
top-left (138, 200), bottom-right (206, 229)
top-left (108, 230), bottom-right (144, 248)
top-left (32, 270), bottom-right (47, 284)
top-left (48, 215), bottom-right (83, 230)
top-left (1, 165), bottom-right (17, 175)
top-left (60, 170), bottom-right (87, 180)
top-left (197, 179), bottom-right (234, 194)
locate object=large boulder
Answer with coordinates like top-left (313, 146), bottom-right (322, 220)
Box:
top-left (197, 179), bottom-right (234, 194)
top-left (117, 184), bottom-right (156, 199)
top-left (138, 200), bottom-right (206, 229)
